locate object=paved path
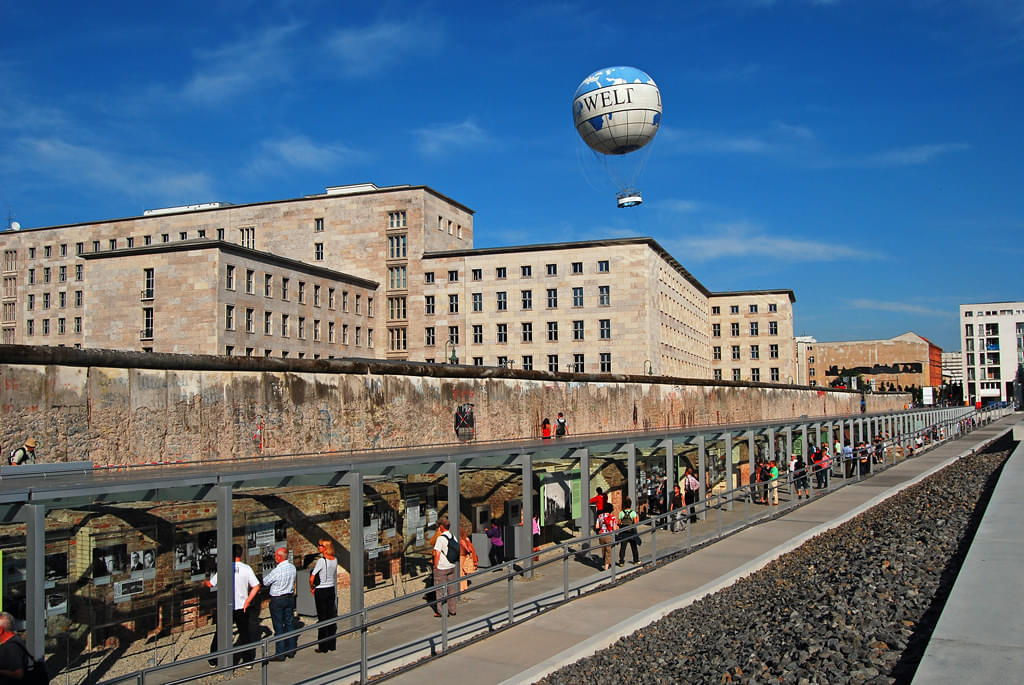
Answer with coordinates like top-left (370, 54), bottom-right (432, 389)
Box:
top-left (382, 415), bottom-right (1018, 685)
top-left (911, 417), bottom-right (1024, 684)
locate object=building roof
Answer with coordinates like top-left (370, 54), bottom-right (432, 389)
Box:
top-left (82, 239), bottom-right (379, 289)
top-left (422, 236), bottom-right (711, 297)
top-left (708, 289), bottom-right (797, 303)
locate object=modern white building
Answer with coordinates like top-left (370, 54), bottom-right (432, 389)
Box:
top-left (941, 351), bottom-right (963, 385)
top-left (958, 301), bottom-right (1024, 406)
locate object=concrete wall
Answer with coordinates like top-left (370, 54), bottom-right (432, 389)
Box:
top-left (0, 345), bottom-right (909, 465)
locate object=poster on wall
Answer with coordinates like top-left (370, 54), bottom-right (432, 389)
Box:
top-left (130, 549), bottom-right (157, 580)
top-left (93, 544), bottom-right (128, 586)
top-left (540, 471), bottom-right (579, 526)
top-left (174, 542), bottom-right (194, 571)
top-left (44, 553), bottom-right (67, 589)
top-left (246, 521), bottom-right (288, 576)
top-left (191, 532), bottom-right (217, 581)
top-left (114, 578), bottom-right (145, 603)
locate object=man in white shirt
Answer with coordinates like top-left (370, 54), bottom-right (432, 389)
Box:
top-left (432, 516), bottom-right (458, 617)
top-left (204, 544), bottom-right (260, 667)
top-left (262, 546), bottom-right (297, 660)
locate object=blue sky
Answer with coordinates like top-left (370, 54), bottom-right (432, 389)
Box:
top-left (2, 1), bottom-right (1022, 352)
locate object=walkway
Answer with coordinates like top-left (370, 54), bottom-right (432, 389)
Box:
top-left (383, 415), bottom-right (1018, 685)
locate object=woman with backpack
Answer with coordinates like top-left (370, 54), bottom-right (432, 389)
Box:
top-left (616, 497), bottom-right (640, 566)
top-left (594, 502), bottom-right (617, 570)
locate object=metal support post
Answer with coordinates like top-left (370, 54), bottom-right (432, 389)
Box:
top-left (724, 433), bottom-right (734, 511)
top-left (578, 448), bottom-right (591, 534)
top-left (346, 472), bottom-right (364, 628)
top-left (697, 435), bottom-right (706, 521)
top-left (214, 484), bottom-right (234, 667)
top-left (22, 504), bottom-right (45, 660)
top-left (747, 431), bottom-right (756, 499)
top-left (626, 443), bottom-right (637, 507)
top-left (445, 461), bottom-right (460, 591)
top-left (519, 454), bottom-right (534, 576)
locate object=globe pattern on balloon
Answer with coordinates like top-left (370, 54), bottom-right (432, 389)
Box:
top-left (572, 66), bottom-right (662, 156)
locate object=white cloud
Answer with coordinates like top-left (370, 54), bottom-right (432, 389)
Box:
top-left (413, 119), bottom-right (491, 158)
top-left (182, 23), bottom-right (302, 104)
top-left (653, 198), bottom-right (703, 213)
top-left (327, 19), bottom-right (444, 77)
top-left (667, 221), bottom-right (874, 262)
top-left (862, 143), bottom-right (971, 166)
top-left (248, 135), bottom-right (365, 176)
top-left (12, 137), bottom-right (213, 203)
top-left (846, 299), bottom-right (952, 317)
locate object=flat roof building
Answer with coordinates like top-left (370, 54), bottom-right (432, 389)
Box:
top-left (958, 301), bottom-right (1024, 406)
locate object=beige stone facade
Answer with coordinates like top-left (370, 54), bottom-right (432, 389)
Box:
top-left (708, 290), bottom-right (798, 384)
top-left (0, 182), bottom-right (798, 380)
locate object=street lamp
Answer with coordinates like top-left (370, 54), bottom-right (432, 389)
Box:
top-left (644, 360), bottom-right (653, 375)
top-left (444, 340), bottom-right (457, 365)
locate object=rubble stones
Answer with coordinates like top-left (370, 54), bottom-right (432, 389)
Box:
top-left (538, 445), bottom-right (1011, 685)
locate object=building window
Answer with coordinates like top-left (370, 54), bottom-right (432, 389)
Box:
top-left (315, 243), bottom-right (324, 261)
top-left (573, 320), bottom-right (584, 340)
top-left (245, 269), bottom-right (254, 294)
top-left (389, 266), bottom-right (407, 289)
top-left (264, 312), bottom-right (273, 335)
top-left (600, 352), bottom-right (612, 372)
top-left (598, 260), bottom-right (609, 273)
top-left (731, 345), bottom-right (740, 360)
top-left (225, 305), bottom-right (235, 330)
top-left (770, 367), bottom-right (780, 382)
top-left (281, 314), bottom-right (289, 337)
top-left (74, 316), bottom-right (82, 333)
top-left (449, 294), bottom-right (459, 314)
top-left (76, 242), bottom-right (84, 255)
top-left (521, 265), bottom-right (532, 278)
top-left (547, 288), bottom-right (558, 308)
top-left (751, 368), bottom-right (760, 382)
top-left (75, 264), bottom-right (83, 281)
top-left (732, 368), bottom-right (741, 381)
top-left (245, 308), bottom-right (255, 333)
top-left (141, 308), bottom-right (153, 339)
top-left (56, 317), bottom-right (65, 335)
top-left (497, 291), bottom-right (507, 311)
top-left (425, 295), bottom-right (435, 315)
top-left (497, 323), bottom-right (508, 343)
top-left (473, 357), bottom-right (484, 366)
top-left (712, 323), bottom-right (721, 337)
top-left (448, 326), bottom-right (459, 345)
top-left (730, 322), bottom-right (740, 336)
top-left (572, 287), bottom-right (583, 307)
top-left (546, 263), bottom-right (557, 276)
top-left (572, 262), bottom-right (583, 274)
top-left (522, 355), bottom-right (533, 370)
top-left (750, 345), bottom-right (759, 360)
top-left (768, 303), bottom-right (777, 312)
top-left (161, 234), bottom-right (169, 244)
top-left (448, 270), bottom-right (459, 282)
top-left (521, 290), bottom-right (532, 310)
top-left (496, 267), bottom-right (507, 279)
top-left (730, 305), bottom-right (739, 314)
top-left (388, 210), bottom-right (407, 228)
top-left (314, 285), bottom-right (321, 307)
top-left (547, 321), bottom-right (558, 341)
top-left (75, 290), bottom-right (82, 307)
top-left (226, 265), bottom-right (235, 290)
top-left (108, 239), bottom-right (117, 250)
top-left (27, 320), bottom-right (33, 336)
top-left (367, 298), bottom-right (373, 317)
top-left (28, 268), bottom-right (34, 284)
top-left (711, 306), bottom-right (720, 315)
top-left (472, 292), bottom-right (482, 312)
top-left (522, 322), bottom-right (533, 342)
top-left (328, 287), bottom-right (335, 309)
top-left (547, 354), bottom-right (559, 372)
top-left (599, 286), bottom-right (610, 306)
top-left (343, 324), bottom-right (349, 344)
top-left (315, 217), bottom-right (324, 232)
top-left (59, 265), bottom-right (67, 282)
top-left (388, 327), bottom-right (407, 351)
top-left (26, 294), bottom-right (34, 311)
top-left (472, 324), bottom-right (483, 344)
top-left (239, 226), bottom-right (255, 249)
top-left (144, 235), bottom-right (153, 245)
top-left (750, 322), bottom-right (759, 336)
top-left (713, 369), bottom-right (722, 381)
top-left (388, 234), bottom-right (407, 258)
top-left (769, 321), bottom-right (778, 336)
top-left (296, 281), bottom-right (306, 304)
top-left (355, 294), bottom-right (361, 313)
top-left (298, 318), bottom-right (307, 340)
top-left (142, 268), bottom-right (155, 299)
top-left (750, 304), bottom-right (758, 313)
top-left (425, 327), bottom-right (436, 346)
top-left (770, 344), bottom-right (779, 359)
top-left (573, 354), bottom-right (584, 373)
top-left (42, 293), bottom-right (50, 310)
top-left (43, 267), bottom-right (50, 283)
top-left (472, 268), bottom-right (482, 281)
top-left (713, 346), bottom-right (722, 360)
top-left (217, 228), bottom-right (224, 240)
top-left (328, 321), bottom-right (336, 343)
top-left (389, 296), bottom-right (407, 320)
top-left (179, 232), bottom-right (188, 241)
top-left (425, 272), bottom-right (435, 284)
top-left (599, 319), bottom-right (610, 339)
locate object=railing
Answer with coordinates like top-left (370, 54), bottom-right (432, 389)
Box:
top-left (103, 403), bottom-right (1013, 685)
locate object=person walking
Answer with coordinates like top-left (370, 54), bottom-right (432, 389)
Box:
top-left (485, 518), bottom-right (504, 567)
top-left (309, 539), bottom-right (338, 653)
top-left (794, 454), bottom-right (810, 500)
top-left (616, 496), bottom-right (640, 566)
top-left (595, 502), bottom-right (617, 570)
top-left (459, 528), bottom-right (478, 593)
top-left (670, 484), bottom-right (684, 532)
top-left (555, 412), bottom-right (568, 437)
top-left (262, 546), bottom-right (297, 660)
top-left (205, 544), bottom-right (260, 668)
top-left (8, 437), bottom-right (37, 465)
top-left (0, 611), bottom-right (29, 681)
top-left (432, 516), bottom-right (458, 617)
top-left (768, 460), bottom-right (780, 505)
top-left (531, 513), bottom-right (541, 561)
top-left (820, 443), bottom-right (832, 489)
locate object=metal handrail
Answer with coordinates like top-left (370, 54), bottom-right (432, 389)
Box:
top-left (103, 404), bottom-right (1011, 684)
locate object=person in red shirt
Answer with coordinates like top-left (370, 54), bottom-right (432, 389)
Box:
top-left (541, 418), bottom-right (552, 440)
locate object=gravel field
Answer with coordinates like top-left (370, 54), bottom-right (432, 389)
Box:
top-left (537, 438), bottom-right (1014, 685)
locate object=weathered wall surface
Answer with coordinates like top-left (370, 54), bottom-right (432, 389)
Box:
top-left (0, 346), bottom-right (909, 464)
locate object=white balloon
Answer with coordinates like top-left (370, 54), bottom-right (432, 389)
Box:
top-left (572, 66), bottom-right (662, 156)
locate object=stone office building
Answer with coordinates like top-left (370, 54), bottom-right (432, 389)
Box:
top-left (0, 182), bottom-right (797, 380)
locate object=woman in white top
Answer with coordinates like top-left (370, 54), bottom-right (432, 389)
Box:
top-left (309, 539), bottom-right (338, 652)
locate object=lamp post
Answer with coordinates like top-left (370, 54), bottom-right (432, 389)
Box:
top-left (444, 341), bottom-right (457, 365)
top-left (644, 360), bottom-right (653, 375)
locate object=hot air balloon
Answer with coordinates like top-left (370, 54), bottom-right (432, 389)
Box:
top-left (572, 66), bottom-right (662, 208)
